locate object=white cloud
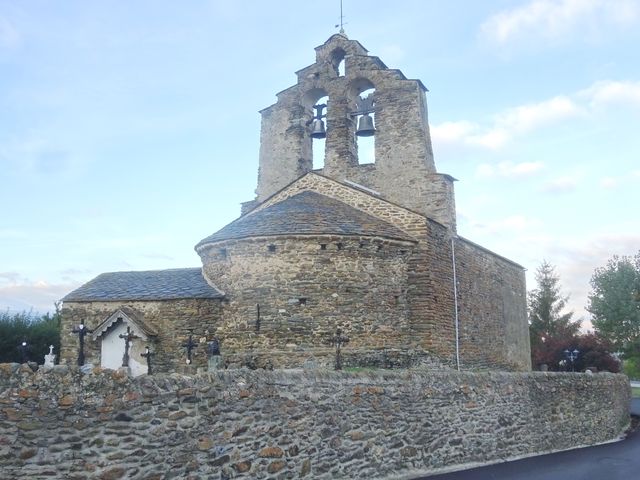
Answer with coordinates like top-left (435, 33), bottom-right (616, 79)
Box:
top-left (476, 161), bottom-right (544, 179)
top-left (432, 95), bottom-right (582, 150)
top-left (599, 177), bottom-right (618, 189)
top-left (579, 80), bottom-right (640, 108)
top-left (480, 0), bottom-right (640, 45)
top-left (468, 214), bottom-right (542, 234)
top-left (0, 278), bottom-right (77, 313)
top-left (541, 176), bottom-right (579, 193)
top-left (495, 96), bottom-right (583, 133)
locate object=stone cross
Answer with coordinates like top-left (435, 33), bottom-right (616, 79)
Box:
top-left (119, 326), bottom-right (139, 368)
top-left (72, 320), bottom-right (92, 366)
top-left (182, 330), bottom-right (198, 365)
top-left (140, 346), bottom-right (154, 375)
top-left (331, 328), bottom-right (350, 371)
top-left (44, 345), bottom-right (56, 368)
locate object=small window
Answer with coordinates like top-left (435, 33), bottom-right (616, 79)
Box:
top-left (298, 298), bottom-right (307, 306)
top-left (394, 295), bottom-right (400, 306)
top-left (219, 248), bottom-right (228, 258)
top-left (336, 242), bottom-right (344, 250)
top-left (268, 244), bottom-right (276, 253)
top-left (377, 244), bottom-right (383, 251)
top-left (320, 243), bottom-right (327, 250)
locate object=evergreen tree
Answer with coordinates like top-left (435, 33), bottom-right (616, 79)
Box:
top-left (528, 261), bottom-right (581, 367)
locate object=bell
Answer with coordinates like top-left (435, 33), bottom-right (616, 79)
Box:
top-left (310, 119), bottom-right (326, 139)
top-left (356, 114), bottom-right (375, 137)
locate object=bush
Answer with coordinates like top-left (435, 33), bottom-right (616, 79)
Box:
top-left (0, 309), bottom-right (61, 364)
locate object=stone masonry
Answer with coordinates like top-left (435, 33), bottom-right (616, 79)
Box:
top-left (0, 365), bottom-right (630, 479)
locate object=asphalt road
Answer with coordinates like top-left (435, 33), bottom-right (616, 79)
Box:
top-left (413, 399), bottom-right (640, 480)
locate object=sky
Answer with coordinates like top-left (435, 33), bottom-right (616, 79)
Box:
top-left (1, 0), bottom-right (639, 328)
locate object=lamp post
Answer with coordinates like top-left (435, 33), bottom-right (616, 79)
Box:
top-left (18, 340), bottom-right (29, 363)
top-left (564, 348), bottom-right (579, 372)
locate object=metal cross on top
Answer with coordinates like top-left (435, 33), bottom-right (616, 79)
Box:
top-left (72, 319), bottom-right (93, 366)
top-left (119, 326), bottom-right (139, 368)
top-left (331, 328), bottom-right (350, 371)
top-left (182, 330), bottom-right (198, 365)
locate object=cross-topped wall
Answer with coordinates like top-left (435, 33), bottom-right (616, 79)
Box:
top-left (253, 34), bottom-right (456, 230)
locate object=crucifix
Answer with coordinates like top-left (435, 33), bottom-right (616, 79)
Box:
top-left (72, 319), bottom-right (93, 366)
top-left (140, 346), bottom-right (155, 375)
top-left (331, 328), bottom-right (350, 371)
top-left (182, 330), bottom-right (198, 365)
top-left (119, 326), bottom-right (139, 368)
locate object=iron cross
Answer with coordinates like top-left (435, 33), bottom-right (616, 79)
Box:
top-left (331, 328), bottom-right (350, 370)
top-left (72, 319), bottom-right (93, 366)
top-left (182, 330), bottom-right (198, 365)
top-left (119, 326), bottom-right (139, 368)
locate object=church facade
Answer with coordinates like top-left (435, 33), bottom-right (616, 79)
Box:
top-left (61, 34), bottom-right (531, 374)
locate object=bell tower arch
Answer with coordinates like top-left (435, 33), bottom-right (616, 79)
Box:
top-left (250, 34), bottom-right (456, 231)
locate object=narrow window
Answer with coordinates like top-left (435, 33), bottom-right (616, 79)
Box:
top-left (298, 298), bottom-right (307, 306)
top-left (336, 242), bottom-right (344, 250)
top-left (268, 244), bottom-right (276, 253)
top-left (320, 243), bottom-right (327, 250)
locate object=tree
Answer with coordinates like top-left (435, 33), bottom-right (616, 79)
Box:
top-left (0, 307), bottom-right (61, 364)
top-left (530, 331), bottom-right (619, 372)
top-left (528, 261), bottom-right (581, 367)
top-left (587, 253), bottom-right (640, 358)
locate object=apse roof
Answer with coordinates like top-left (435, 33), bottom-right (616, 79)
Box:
top-left (62, 268), bottom-right (223, 302)
top-left (195, 190), bottom-right (416, 248)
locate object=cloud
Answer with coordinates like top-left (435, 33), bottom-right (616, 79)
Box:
top-left (480, 0), bottom-right (640, 45)
top-left (468, 214), bottom-right (542, 234)
top-left (599, 177), bottom-right (618, 189)
top-left (476, 161), bottom-right (544, 179)
top-left (0, 278), bottom-right (78, 313)
top-left (541, 176), bottom-right (579, 193)
top-left (579, 80), bottom-right (640, 108)
top-left (432, 95), bottom-right (583, 150)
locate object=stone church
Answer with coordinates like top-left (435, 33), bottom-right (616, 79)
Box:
top-left (60, 34), bottom-right (531, 375)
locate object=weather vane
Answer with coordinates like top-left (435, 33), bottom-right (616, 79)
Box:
top-left (335, 0), bottom-right (347, 34)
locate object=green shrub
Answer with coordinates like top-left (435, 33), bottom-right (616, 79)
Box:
top-left (0, 309), bottom-right (61, 364)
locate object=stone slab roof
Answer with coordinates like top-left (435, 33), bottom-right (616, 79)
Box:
top-left (62, 268), bottom-right (223, 302)
top-left (196, 190), bottom-right (416, 248)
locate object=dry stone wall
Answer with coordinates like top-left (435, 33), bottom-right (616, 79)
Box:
top-left (0, 365), bottom-right (630, 480)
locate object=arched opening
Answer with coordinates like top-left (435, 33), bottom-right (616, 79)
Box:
top-left (331, 48), bottom-right (346, 77)
top-left (304, 88), bottom-right (329, 171)
top-left (349, 78), bottom-right (376, 165)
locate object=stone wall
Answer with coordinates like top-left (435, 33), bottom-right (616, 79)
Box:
top-left (200, 235), bottom-right (418, 368)
top-left (60, 299), bottom-right (222, 374)
top-left (0, 365), bottom-right (630, 479)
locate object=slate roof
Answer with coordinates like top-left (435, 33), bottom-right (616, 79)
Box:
top-left (62, 268), bottom-right (223, 302)
top-left (196, 190), bottom-right (416, 248)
